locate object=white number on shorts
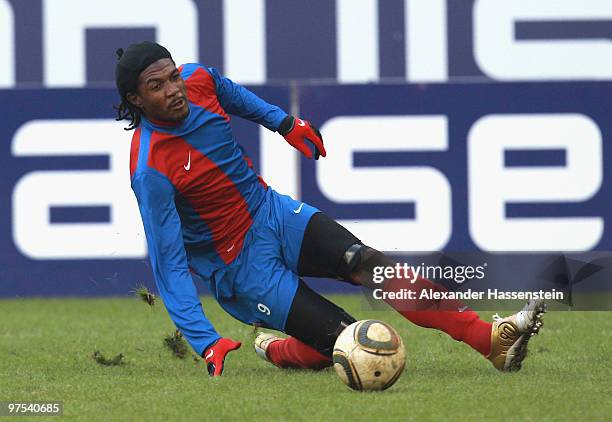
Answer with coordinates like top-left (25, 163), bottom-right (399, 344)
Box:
top-left (257, 303), bottom-right (271, 316)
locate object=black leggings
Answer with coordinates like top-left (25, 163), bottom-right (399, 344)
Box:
top-left (283, 213), bottom-right (361, 357)
top-left (284, 279), bottom-right (356, 358)
top-left (297, 212), bottom-right (361, 278)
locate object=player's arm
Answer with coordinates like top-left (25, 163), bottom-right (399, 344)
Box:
top-left (131, 172), bottom-right (240, 375)
top-left (207, 66), bottom-right (326, 160)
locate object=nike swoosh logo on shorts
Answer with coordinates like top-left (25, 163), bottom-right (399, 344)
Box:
top-left (205, 349), bottom-right (214, 360)
top-left (297, 119), bottom-right (306, 127)
top-left (293, 203), bottom-right (304, 214)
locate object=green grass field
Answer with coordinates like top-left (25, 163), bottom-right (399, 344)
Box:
top-left (1, 295), bottom-right (610, 421)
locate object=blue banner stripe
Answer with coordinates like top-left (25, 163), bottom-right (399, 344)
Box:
top-left (50, 206), bottom-right (110, 223)
top-left (504, 149), bottom-right (566, 167)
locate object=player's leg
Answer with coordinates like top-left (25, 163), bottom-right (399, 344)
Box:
top-left (297, 212), bottom-right (547, 370)
top-left (255, 279), bottom-right (356, 369)
top-left (346, 244), bottom-right (546, 371)
top-left (297, 212), bottom-right (493, 356)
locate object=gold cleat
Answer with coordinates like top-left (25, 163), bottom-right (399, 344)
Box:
top-left (253, 332), bottom-right (282, 366)
top-left (487, 299), bottom-right (547, 372)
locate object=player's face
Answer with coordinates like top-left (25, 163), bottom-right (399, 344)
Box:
top-left (128, 58), bottom-right (189, 123)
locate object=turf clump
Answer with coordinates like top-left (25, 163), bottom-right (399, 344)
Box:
top-left (132, 284), bottom-right (156, 307)
top-left (92, 350), bottom-right (125, 366)
top-left (164, 330), bottom-right (190, 359)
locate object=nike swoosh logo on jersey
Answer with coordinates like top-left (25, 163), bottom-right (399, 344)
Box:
top-left (184, 151), bottom-right (191, 171)
top-left (297, 119), bottom-right (306, 127)
top-left (226, 243), bottom-right (235, 253)
top-left (293, 203), bottom-right (304, 214)
top-left (205, 349), bottom-right (214, 360)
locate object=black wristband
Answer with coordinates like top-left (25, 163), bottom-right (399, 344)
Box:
top-left (277, 115), bottom-right (295, 136)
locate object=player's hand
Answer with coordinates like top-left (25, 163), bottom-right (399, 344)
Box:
top-left (277, 116), bottom-right (326, 160)
top-left (203, 337), bottom-right (242, 376)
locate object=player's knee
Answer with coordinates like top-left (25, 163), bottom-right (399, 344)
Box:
top-left (338, 243), bottom-right (393, 287)
top-left (338, 242), bottom-right (365, 282)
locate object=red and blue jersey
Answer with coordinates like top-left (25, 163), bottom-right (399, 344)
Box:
top-left (129, 63), bottom-right (287, 354)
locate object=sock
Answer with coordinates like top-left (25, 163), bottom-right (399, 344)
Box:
top-left (266, 337), bottom-right (332, 369)
top-left (383, 275), bottom-right (492, 356)
top-left (399, 310), bottom-right (492, 356)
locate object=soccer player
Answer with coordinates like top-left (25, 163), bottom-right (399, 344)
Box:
top-left (116, 42), bottom-right (545, 377)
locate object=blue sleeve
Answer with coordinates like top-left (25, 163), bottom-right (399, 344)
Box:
top-left (131, 172), bottom-right (220, 355)
top-left (207, 66), bottom-right (288, 131)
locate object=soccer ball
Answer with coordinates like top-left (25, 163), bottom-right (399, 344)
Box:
top-left (332, 320), bottom-right (406, 391)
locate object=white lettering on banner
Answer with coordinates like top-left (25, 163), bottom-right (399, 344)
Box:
top-left (405, 0), bottom-right (448, 82)
top-left (336, 0), bottom-right (379, 83)
top-left (42, 0), bottom-right (198, 87)
top-left (318, 116), bottom-right (451, 251)
top-left (12, 120), bottom-right (146, 259)
top-left (259, 126), bottom-right (299, 199)
top-left (474, 0), bottom-right (612, 80)
top-left (223, 0), bottom-right (266, 84)
top-left (0, 0), bottom-right (15, 88)
top-left (468, 114), bottom-right (603, 251)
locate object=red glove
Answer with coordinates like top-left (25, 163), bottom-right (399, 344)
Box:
top-left (203, 338), bottom-right (242, 376)
top-left (277, 116), bottom-right (326, 160)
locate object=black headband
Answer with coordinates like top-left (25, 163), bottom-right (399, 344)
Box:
top-left (115, 41), bottom-right (173, 99)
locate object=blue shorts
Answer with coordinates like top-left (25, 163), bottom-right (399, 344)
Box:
top-left (197, 188), bottom-right (318, 331)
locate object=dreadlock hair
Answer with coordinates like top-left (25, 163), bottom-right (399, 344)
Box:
top-left (114, 48), bottom-right (141, 131)
top-left (114, 96), bottom-right (141, 131)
